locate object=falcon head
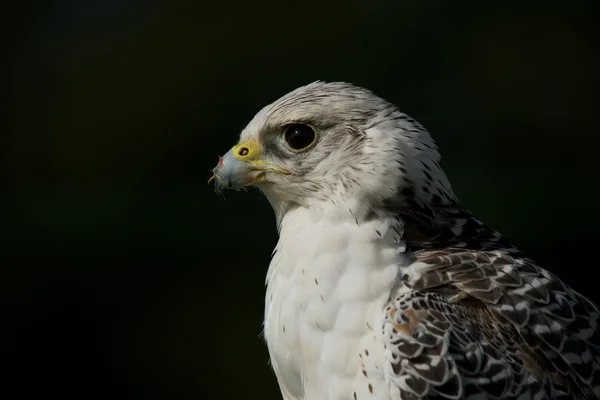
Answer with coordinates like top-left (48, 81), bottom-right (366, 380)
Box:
top-left (211, 81), bottom-right (455, 222)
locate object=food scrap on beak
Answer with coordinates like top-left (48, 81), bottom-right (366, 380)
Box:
top-left (207, 158), bottom-right (221, 185)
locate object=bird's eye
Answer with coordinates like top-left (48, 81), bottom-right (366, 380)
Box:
top-left (283, 124), bottom-right (316, 151)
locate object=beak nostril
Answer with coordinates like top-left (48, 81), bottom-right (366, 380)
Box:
top-left (238, 147), bottom-right (249, 157)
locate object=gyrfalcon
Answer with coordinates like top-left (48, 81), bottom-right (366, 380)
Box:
top-left (210, 81), bottom-right (600, 400)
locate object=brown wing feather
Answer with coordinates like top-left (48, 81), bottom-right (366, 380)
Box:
top-left (383, 248), bottom-right (600, 399)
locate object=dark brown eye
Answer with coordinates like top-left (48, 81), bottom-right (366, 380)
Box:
top-left (283, 124), bottom-right (316, 151)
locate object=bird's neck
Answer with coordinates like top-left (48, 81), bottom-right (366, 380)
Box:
top-left (268, 200), bottom-right (409, 277)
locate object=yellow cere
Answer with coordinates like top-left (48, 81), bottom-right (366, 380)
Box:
top-left (232, 139), bottom-right (263, 162)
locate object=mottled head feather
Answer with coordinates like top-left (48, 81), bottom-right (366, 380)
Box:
top-left (239, 81), bottom-right (456, 224)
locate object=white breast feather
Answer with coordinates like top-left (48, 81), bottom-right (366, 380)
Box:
top-left (264, 203), bottom-right (412, 400)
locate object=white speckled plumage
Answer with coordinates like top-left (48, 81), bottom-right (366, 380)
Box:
top-left (212, 81), bottom-right (600, 400)
top-left (265, 205), bottom-right (406, 400)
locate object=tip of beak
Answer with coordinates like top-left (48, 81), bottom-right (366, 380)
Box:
top-left (208, 155), bottom-right (226, 193)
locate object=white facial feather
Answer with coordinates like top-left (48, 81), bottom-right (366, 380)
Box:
top-left (238, 81), bottom-right (456, 225)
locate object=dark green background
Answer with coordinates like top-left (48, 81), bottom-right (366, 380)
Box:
top-left (4, 1), bottom-right (600, 399)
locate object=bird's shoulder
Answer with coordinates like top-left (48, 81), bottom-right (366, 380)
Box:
top-left (381, 246), bottom-right (600, 399)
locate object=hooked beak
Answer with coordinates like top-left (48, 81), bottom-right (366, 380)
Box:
top-left (209, 139), bottom-right (287, 191)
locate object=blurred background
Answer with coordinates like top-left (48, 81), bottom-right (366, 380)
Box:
top-left (4, 0), bottom-right (600, 398)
